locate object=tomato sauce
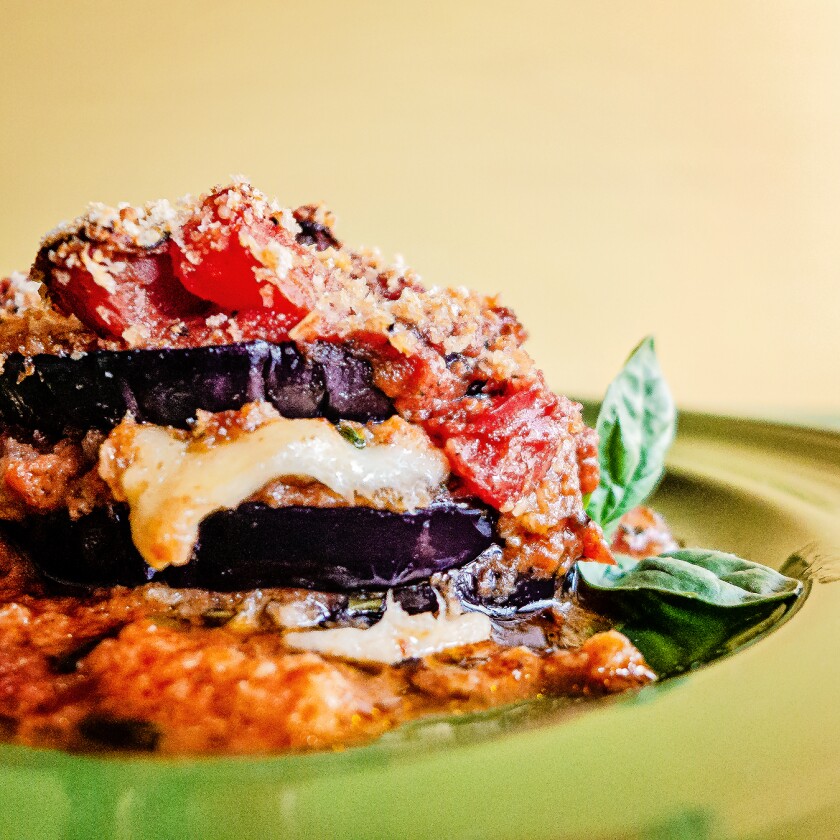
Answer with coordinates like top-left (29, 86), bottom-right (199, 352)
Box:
top-left (0, 539), bottom-right (653, 755)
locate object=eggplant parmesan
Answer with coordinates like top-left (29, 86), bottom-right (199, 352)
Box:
top-left (0, 181), bottom-right (662, 754)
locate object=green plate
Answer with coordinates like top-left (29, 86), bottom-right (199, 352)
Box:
top-left (2, 414), bottom-right (839, 840)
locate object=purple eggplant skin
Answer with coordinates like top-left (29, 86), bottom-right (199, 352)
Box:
top-left (451, 554), bottom-right (558, 617)
top-left (329, 563), bottom-right (560, 623)
top-left (110, 343), bottom-right (291, 428)
top-left (6, 506), bottom-right (153, 589)
top-left (177, 503), bottom-right (496, 590)
top-left (0, 341), bottom-right (392, 435)
top-left (263, 343), bottom-right (326, 420)
top-left (10, 501), bottom-right (497, 593)
top-left (0, 352), bottom-right (123, 432)
top-left (308, 343), bottom-right (394, 422)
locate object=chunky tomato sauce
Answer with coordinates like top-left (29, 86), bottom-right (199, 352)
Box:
top-left (0, 537), bottom-right (655, 754)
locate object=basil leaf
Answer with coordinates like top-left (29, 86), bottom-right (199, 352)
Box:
top-left (574, 549), bottom-right (803, 676)
top-left (585, 337), bottom-right (676, 537)
top-left (614, 598), bottom-right (790, 677)
top-left (577, 549), bottom-right (802, 607)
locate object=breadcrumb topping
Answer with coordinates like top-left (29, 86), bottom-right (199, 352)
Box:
top-left (0, 272), bottom-right (42, 315)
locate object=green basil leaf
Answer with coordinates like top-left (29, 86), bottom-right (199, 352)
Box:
top-left (585, 337), bottom-right (676, 537)
top-left (577, 549), bottom-right (802, 607)
top-left (615, 597), bottom-right (789, 679)
top-left (574, 549), bottom-right (803, 676)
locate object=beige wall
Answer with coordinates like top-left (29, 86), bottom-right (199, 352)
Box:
top-left (2, 0), bottom-right (838, 416)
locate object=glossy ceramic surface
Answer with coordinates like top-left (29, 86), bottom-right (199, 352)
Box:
top-left (2, 414), bottom-right (839, 840)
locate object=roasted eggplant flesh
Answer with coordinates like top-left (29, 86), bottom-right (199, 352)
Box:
top-left (10, 502), bottom-right (498, 592)
top-left (0, 341), bottom-right (393, 434)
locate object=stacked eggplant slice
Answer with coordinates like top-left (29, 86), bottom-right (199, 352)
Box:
top-left (1, 341), bottom-right (499, 597)
top-left (0, 340), bottom-right (393, 432)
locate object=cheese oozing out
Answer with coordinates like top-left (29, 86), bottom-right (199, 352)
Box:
top-left (99, 410), bottom-right (449, 570)
top-left (284, 593), bottom-right (492, 664)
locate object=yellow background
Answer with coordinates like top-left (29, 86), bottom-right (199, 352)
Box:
top-left (2, 0), bottom-right (838, 417)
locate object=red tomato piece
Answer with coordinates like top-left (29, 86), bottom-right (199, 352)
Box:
top-left (229, 307), bottom-right (300, 345)
top-left (169, 187), bottom-right (314, 316)
top-left (47, 252), bottom-right (209, 341)
top-left (582, 520), bottom-right (615, 564)
top-left (437, 384), bottom-right (561, 509)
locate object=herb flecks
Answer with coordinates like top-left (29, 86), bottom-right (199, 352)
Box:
top-left (202, 609), bottom-right (236, 627)
top-left (337, 421), bottom-right (367, 449)
top-left (78, 714), bottom-right (161, 751)
top-left (48, 627), bottom-right (122, 674)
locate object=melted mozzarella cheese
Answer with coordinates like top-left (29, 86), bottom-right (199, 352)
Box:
top-left (100, 415), bottom-right (448, 570)
top-left (284, 594), bottom-right (491, 664)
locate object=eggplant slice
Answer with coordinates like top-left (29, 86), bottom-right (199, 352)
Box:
top-left (10, 502), bottom-right (497, 592)
top-left (0, 341), bottom-right (393, 434)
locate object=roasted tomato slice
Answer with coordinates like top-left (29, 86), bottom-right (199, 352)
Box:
top-left (45, 251), bottom-right (210, 341)
top-left (169, 185), bottom-right (320, 316)
top-left (434, 383), bottom-right (561, 510)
